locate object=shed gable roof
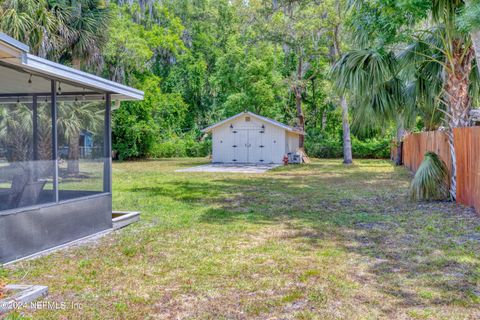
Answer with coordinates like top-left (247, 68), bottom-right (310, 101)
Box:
top-left (202, 112), bottom-right (305, 135)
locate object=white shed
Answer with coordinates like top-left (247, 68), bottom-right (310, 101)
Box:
top-left (202, 111), bottom-right (305, 164)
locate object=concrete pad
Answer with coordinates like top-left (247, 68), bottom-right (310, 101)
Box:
top-left (0, 285), bottom-right (48, 313)
top-left (176, 164), bottom-right (281, 173)
top-left (112, 211), bottom-right (141, 230)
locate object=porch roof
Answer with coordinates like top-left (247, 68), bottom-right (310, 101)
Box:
top-left (0, 32), bottom-right (143, 102)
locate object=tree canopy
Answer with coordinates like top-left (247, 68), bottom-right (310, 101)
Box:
top-left (0, 0), bottom-right (427, 160)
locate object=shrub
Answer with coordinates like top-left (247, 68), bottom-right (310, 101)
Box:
top-left (112, 102), bottom-right (158, 160)
top-left (305, 137), bottom-right (343, 158)
top-left (148, 136), bottom-right (211, 158)
top-left (351, 137), bottom-right (390, 159)
top-left (305, 136), bottom-right (390, 159)
top-left (150, 140), bottom-right (184, 158)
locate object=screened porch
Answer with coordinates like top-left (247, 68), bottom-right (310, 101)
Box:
top-left (0, 32), bottom-right (143, 264)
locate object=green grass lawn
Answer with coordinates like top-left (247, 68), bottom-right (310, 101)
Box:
top-left (3, 159), bottom-right (480, 319)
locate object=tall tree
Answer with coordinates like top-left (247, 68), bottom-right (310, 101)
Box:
top-left (54, 0), bottom-right (110, 174)
top-left (337, 0), bottom-right (479, 197)
top-left (0, 0), bottom-right (58, 57)
top-left (56, 102), bottom-right (103, 175)
top-left (330, 0), bottom-right (352, 164)
top-left (54, 0), bottom-right (110, 70)
top-left (257, 0), bottom-right (333, 148)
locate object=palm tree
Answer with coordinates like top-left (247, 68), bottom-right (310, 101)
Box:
top-left (0, 101), bottom-right (103, 176)
top-left (0, 1), bottom-right (110, 65)
top-left (331, 0), bottom-right (353, 164)
top-left (0, 0), bottom-right (58, 57)
top-left (331, 49), bottom-right (408, 143)
top-left (0, 1), bottom-right (109, 177)
top-left (56, 101), bottom-right (103, 175)
top-left (334, 0), bottom-right (478, 198)
top-left (52, 0), bottom-right (110, 70)
top-left (48, 1), bottom-right (109, 174)
top-left (0, 104), bottom-right (33, 162)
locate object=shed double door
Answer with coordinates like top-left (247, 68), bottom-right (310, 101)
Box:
top-left (233, 129), bottom-right (263, 163)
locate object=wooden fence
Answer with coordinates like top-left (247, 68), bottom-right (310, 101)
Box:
top-left (401, 127), bottom-right (480, 213)
top-left (402, 131), bottom-right (452, 174)
top-left (453, 127), bottom-right (480, 210)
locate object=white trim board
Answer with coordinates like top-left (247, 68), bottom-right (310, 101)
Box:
top-left (202, 111), bottom-right (305, 135)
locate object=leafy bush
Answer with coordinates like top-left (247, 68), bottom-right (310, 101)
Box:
top-left (305, 135), bottom-right (390, 159)
top-left (305, 137), bottom-right (343, 158)
top-left (351, 137), bottom-right (391, 159)
top-left (148, 136), bottom-right (211, 158)
top-left (112, 101), bottom-right (158, 160)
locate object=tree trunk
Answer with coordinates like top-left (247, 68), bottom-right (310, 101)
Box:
top-left (444, 40), bottom-right (475, 199)
top-left (72, 58), bottom-right (81, 70)
top-left (321, 109), bottom-right (327, 131)
top-left (67, 133), bottom-right (80, 175)
top-left (447, 130), bottom-right (457, 200)
top-left (395, 124), bottom-right (404, 166)
top-left (340, 96), bottom-right (352, 164)
top-left (331, 1), bottom-right (353, 165)
top-left (295, 57), bottom-right (305, 148)
top-left (295, 87), bottom-right (305, 148)
top-left (445, 45), bottom-right (474, 128)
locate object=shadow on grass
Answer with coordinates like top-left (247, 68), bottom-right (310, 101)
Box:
top-left (130, 162), bottom-right (480, 312)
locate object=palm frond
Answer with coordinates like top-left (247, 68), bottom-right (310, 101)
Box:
top-left (431, 0), bottom-right (464, 24)
top-left (410, 152), bottom-right (449, 201)
top-left (332, 49), bottom-right (396, 95)
top-left (332, 48), bottom-right (404, 133)
top-left (397, 31), bottom-right (446, 131)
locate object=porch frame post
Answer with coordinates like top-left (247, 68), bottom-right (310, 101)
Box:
top-left (104, 94), bottom-right (112, 193)
top-left (51, 80), bottom-right (59, 203)
top-left (32, 95), bottom-right (38, 161)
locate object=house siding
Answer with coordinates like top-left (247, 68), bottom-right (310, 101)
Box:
top-left (285, 132), bottom-right (300, 154)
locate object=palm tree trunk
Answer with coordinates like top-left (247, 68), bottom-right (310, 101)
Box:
top-left (340, 96), bottom-right (352, 164)
top-left (72, 58), bottom-right (81, 70)
top-left (331, 4), bottom-right (353, 165)
top-left (67, 133), bottom-right (80, 175)
top-left (447, 130), bottom-right (457, 199)
top-left (444, 40), bottom-right (475, 198)
top-left (38, 123), bottom-right (53, 179)
top-left (395, 123), bottom-right (404, 166)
